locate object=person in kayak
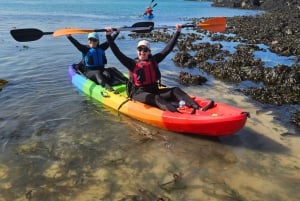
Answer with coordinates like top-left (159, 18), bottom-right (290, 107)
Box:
top-left (144, 7), bottom-right (153, 16)
top-left (105, 24), bottom-right (201, 113)
top-left (66, 30), bottom-right (119, 91)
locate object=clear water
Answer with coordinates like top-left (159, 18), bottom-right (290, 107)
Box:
top-left (0, 0), bottom-right (299, 200)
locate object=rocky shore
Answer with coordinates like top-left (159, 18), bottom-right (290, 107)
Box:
top-left (130, 0), bottom-right (300, 130)
top-left (211, 0), bottom-right (300, 129)
top-left (212, 0), bottom-right (300, 57)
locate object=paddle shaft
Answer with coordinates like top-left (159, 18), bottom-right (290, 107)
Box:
top-left (10, 22), bottom-right (155, 41)
top-left (10, 17), bottom-right (226, 42)
top-left (151, 17), bottom-right (226, 32)
top-left (53, 22), bottom-right (154, 37)
top-left (42, 31), bottom-right (53, 35)
top-left (152, 24), bottom-right (194, 29)
top-left (149, 0), bottom-right (155, 7)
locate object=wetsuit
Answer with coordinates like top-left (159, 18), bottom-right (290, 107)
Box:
top-left (67, 32), bottom-right (119, 87)
top-left (106, 31), bottom-right (199, 112)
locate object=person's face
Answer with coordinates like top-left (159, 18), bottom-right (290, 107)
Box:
top-left (88, 38), bottom-right (98, 48)
top-left (137, 46), bottom-right (150, 61)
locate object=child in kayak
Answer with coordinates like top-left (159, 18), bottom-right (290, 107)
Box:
top-left (66, 30), bottom-right (119, 91)
top-left (105, 24), bottom-right (201, 113)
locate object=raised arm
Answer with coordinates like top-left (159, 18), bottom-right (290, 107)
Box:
top-left (105, 27), bottom-right (136, 71)
top-left (153, 24), bottom-right (182, 63)
top-left (100, 30), bottom-right (120, 50)
top-left (66, 35), bottom-right (88, 53)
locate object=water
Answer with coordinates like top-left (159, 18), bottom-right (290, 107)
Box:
top-left (1, 0), bottom-right (299, 200)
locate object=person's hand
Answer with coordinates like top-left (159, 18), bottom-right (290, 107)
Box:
top-left (176, 24), bottom-right (182, 32)
top-left (105, 27), bottom-right (113, 35)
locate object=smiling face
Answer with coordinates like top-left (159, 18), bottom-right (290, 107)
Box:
top-left (88, 38), bottom-right (99, 48)
top-left (137, 46), bottom-right (151, 61)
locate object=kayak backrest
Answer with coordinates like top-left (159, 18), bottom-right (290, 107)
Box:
top-left (104, 67), bottom-right (128, 86)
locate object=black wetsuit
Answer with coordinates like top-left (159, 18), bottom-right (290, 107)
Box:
top-left (106, 31), bottom-right (199, 112)
top-left (67, 32), bottom-right (119, 87)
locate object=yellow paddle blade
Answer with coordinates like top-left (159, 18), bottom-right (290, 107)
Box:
top-left (198, 17), bottom-right (227, 32)
top-left (53, 28), bottom-right (95, 37)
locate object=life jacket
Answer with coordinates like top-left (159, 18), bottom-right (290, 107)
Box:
top-left (129, 59), bottom-right (161, 87)
top-left (83, 48), bottom-right (107, 69)
top-left (146, 8), bottom-right (152, 15)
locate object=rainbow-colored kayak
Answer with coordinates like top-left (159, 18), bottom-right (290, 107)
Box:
top-left (68, 65), bottom-right (249, 136)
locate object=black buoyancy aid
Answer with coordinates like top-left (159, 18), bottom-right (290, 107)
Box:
top-left (84, 48), bottom-right (107, 68)
top-left (130, 59), bottom-right (161, 87)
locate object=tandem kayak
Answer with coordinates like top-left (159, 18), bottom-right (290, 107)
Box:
top-left (68, 64), bottom-right (249, 136)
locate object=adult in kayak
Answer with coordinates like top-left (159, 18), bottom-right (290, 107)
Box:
top-left (145, 7), bottom-right (153, 16)
top-left (66, 30), bottom-right (119, 91)
top-left (105, 24), bottom-right (201, 114)
top-left (144, 7), bottom-right (153, 17)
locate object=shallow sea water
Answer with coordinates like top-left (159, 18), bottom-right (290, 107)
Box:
top-left (0, 0), bottom-right (299, 200)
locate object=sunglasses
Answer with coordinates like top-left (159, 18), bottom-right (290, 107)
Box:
top-left (137, 47), bottom-right (149, 52)
top-left (89, 38), bottom-right (98, 42)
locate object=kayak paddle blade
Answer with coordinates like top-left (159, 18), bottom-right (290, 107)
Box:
top-left (131, 21), bottom-right (154, 33)
top-left (53, 28), bottom-right (95, 37)
top-left (198, 17), bottom-right (227, 32)
top-left (10, 28), bottom-right (50, 42)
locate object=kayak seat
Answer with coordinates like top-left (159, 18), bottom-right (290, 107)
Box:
top-left (72, 64), bottom-right (128, 87)
top-left (103, 67), bottom-right (128, 86)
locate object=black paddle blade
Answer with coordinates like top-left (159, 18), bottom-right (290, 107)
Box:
top-left (131, 21), bottom-right (154, 33)
top-left (10, 29), bottom-right (52, 42)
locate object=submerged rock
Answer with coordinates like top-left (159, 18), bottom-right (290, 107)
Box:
top-left (178, 71), bottom-right (207, 85)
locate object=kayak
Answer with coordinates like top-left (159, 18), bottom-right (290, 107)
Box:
top-left (143, 14), bottom-right (154, 19)
top-left (68, 64), bottom-right (249, 136)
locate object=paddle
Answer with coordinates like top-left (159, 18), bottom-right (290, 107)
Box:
top-left (10, 22), bottom-right (155, 42)
top-left (10, 29), bottom-right (53, 42)
top-left (10, 18), bottom-right (226, 42)
top-left (156, 17), bottom-right (227, 33)
top-left (149, 0), bottom-right (155, 7)
top-left (53, 21), bottom-right (155, 36)
top-left (54, 17), bottom-right (226, 37)
top-left (137, 17), bottom-right (227, 33)
top-left (54, 17), bottom-right (225, 36)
